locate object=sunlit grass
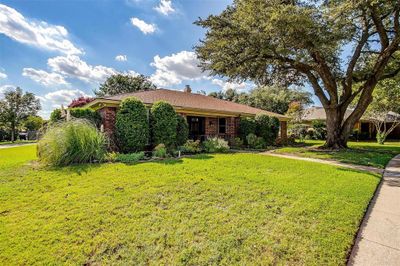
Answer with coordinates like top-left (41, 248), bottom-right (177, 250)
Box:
top-left (0, 145), bottom-right (379, 265)
top-left (274, 140), bottom-right (400, 168)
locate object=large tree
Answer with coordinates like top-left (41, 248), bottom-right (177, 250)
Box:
top-left (0, 87), bottom-right (41, 141)
top-left (195, 0), bottom-right (400, 148)
top-left (95, 74), bottom-right (156, 97)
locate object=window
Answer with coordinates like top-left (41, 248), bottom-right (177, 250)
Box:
top-left (219, 118), bottom-right (226, 134)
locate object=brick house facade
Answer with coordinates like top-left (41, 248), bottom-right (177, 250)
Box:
top-left (86, 88), bottom-right (289, 143)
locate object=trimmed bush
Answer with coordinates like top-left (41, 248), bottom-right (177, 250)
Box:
top-left (70, 108), bottom-right (101, 127)
top-left (238, 117), bottom-right (257, 144)
top-left (151, 101), bottom-right (177, 148)
top-left (115, 97), bottom-right (149, 153)
top-left (181, 140), bottom-right (201, 154)
top-left (246, 133), bottom-right (266, 149)
top-left (311, 120), bottom-right (327, 140)
top-left (203, 137), bottom-right (230, 153)
top-left (230, 137), bottom-right (244, 148)
top-left (153, 144), bottom-right (167, 158)
top-left (255, 114), bottom-right (280, 145)
top-left (176, 115), bottom-right (189, 146)
top-left (37, 120), bottom-right (107, 166)
top-left (116, 152), bottom-right (145, 164)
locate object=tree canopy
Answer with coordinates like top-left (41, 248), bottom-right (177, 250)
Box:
top-left (195, 0), bottom-right (400, 148)
top-left (95, 74), bottom-right (156, 97)
top-left (0, 87), bottom-right (41, 141)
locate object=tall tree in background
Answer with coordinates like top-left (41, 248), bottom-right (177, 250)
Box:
top-left (195, 0), bottom-right (400, 148)
top-left (95, 74), bottom-right (156, 97)
top-left (0, 87), bottom-right (41, 141)
top-left (365, 79), bottom-right (400, 144)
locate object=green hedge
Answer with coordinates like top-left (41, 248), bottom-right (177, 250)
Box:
top-left (70, 108), bottom-right (101, 126)
top-left (255, 114), bottom-right (280, 145)
top-left (115, 97), bottom-right (149, 153)
top-left (150, 101), bottom-right (177, 148)
top-left (176, 115), bottom-right (189, 146)
top-left (238, 117), bottom-right (257, 144)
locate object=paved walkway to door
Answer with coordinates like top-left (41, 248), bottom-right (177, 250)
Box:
top-left (348, 154), bottom-right (400, 265)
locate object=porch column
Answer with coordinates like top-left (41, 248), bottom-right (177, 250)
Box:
top-left (99, 107), bottom-right (117, 148)
top-left (280, 120), bottom-right (288, 140)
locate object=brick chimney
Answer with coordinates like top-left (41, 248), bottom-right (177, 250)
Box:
top-left (184, 85), bottom-right (192, 93)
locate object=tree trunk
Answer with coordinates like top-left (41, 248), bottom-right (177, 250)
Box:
top-left (324, 108), bottom-right (349, 149)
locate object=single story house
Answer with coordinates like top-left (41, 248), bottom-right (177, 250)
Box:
top-left (302, 106), bottom-right (400, 139)
top-left (84, 86), bottom-right (289, 141)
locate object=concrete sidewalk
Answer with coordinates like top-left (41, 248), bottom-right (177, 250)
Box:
top-left (348, 154), bottom-right (400, 265)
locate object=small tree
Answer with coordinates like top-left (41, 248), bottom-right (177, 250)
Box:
top-left (365, 80), bottom-right (400, 144)
top-left (255, 114), bottom-right (280, 145)
top-left (95, 74), bottom-right (156, 97)
top-left (0, 87), bottom-right (41, 141)
top-left (23, 116), bottom-right (44, 131)
top-left (238, 117), bottom-right (257, 144)
top-left (176, 115), bottom-right (189, 146)
top-left (115, 97), bottom-right (149, 153)
top-left (151, 101), bottom-right (177, 149)
top-left (50, 109), bottom-right (63, 123)
top-left (68, 97), bottom-right (94, 108)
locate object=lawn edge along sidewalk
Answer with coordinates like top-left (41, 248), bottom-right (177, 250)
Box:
top-left (348, 154), bottom-right (400, 266)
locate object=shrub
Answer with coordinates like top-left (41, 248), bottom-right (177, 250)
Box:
top-left (70, 108), bottom-right (101, 127)
top-left (246, 133), bottom-right (266, 149)
top-left (116, 152), bottom-right (145, 163)
top-left (115, 97), bottom-right (149, 153)
top-left (255, 114), bottom-right (280, 145)
top-left (230, 137), bottom-right (244, 148)
top-left (37, 120), bottom-right (107, 166)
top-left (105, 152), bottom-right (118, 162)
top-left (68, 96), bottom-right (93, 108)
top-left (181, 140), bottom-right (201, 154)
top-left (24, 115), bottom-right (44, 131)
top-left (153, 144), bottom-right (167, 158)
top-left (311, 120), bottom-right (327, 140)
top-left (151, 101), bottom-right (177, 148)
top-left (176, 115), bottom-right (189, 146)
top-left (238, 117), bottom-right (257, 143)
top-left (203, 137), bottom-right (230, 153)
top-left (288, 123), bottom-right (308, 139)
top-left (50, 108), bottom-right (63, 123)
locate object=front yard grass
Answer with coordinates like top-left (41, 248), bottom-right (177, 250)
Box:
top-left (0, 145), bottom-right (379, 265)
top-left (273, 140), bottom-right (400, 169)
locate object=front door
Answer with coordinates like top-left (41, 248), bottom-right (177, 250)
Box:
top-left (187, 116), bottom-right (205, 140)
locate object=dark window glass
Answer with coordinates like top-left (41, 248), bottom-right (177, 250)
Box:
top-left (219, 118), bottom-right (226, 134)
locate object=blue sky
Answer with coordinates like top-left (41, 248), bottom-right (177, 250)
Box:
top-left (0, 0), bottom-right (250, 118)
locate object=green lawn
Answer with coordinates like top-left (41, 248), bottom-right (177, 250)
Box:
top-left (274, 140), bottom-right (400, 169)
top-left (0, 145), bottom-right (379, 265)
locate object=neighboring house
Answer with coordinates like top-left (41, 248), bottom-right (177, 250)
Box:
top-left (84, 86), bottom-right (289, 141)
top-left (302, 106), bottom-right (400, 139)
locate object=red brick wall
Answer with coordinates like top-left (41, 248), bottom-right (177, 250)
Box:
top-left (280, 120), bottom-right (287, 140)
top-left (204, 116), bottom-right (238, 140)
top-left (205, 117), bottom-right (218, 136)
top-left (99, 107), bottom-right (117, 139)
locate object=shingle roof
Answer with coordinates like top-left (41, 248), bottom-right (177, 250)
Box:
top-left (97, 89), bottom-right (288, 120)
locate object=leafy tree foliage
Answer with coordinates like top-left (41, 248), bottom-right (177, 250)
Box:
top-left (150, 101), bottom-right (177, 149)
top-left (95, 74), bottom-right (156, 97)
top-left (68, 97), bottom-right (94, 108)
top-left (23, 116), bottom-right (44, 131)
top-left (176, 115), bottom-right (189, 146)
top-left (50, 109), bottom-right (63, 123)
top-left (115, 97), bottom-right (149, 153)
top-left (365, 79), bottom-right (400, 144)
top-left (255, 114), bottom-right (280, 145)
top-left (195, 0), bottom-right (400, 148)
top-left (0, 87), bottom-right (41, 141)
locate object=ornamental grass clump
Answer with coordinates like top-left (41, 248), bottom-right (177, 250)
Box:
top-left (37, 119), bottom-right (107, 166)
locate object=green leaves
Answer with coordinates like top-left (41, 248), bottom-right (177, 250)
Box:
top-left (95, 74), bottom-right (156, 97)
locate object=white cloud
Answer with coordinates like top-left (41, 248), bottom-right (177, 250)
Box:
top-left (154, 0), bottom-right (175, 16)
top-left (130, 17), bottom-right (156, 34)
top-left (0, 84), bottom-right (15, 96)
top-left (22, 68), bottom-right (68, 86)
top-left (42, 89), bottom-right (90, 107)
top-left (150, 51), bottom-right (206, 87)
top-left (0, 4), bottom-right (82, 55)
top-left (115, 55), bottom-right (128, 62)
top-left (212, 79), bottom-right (248, 92)
top-left (47, 55), bottom-right (117, 83)
top-left (0, 70), bottom-right (7, 79)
